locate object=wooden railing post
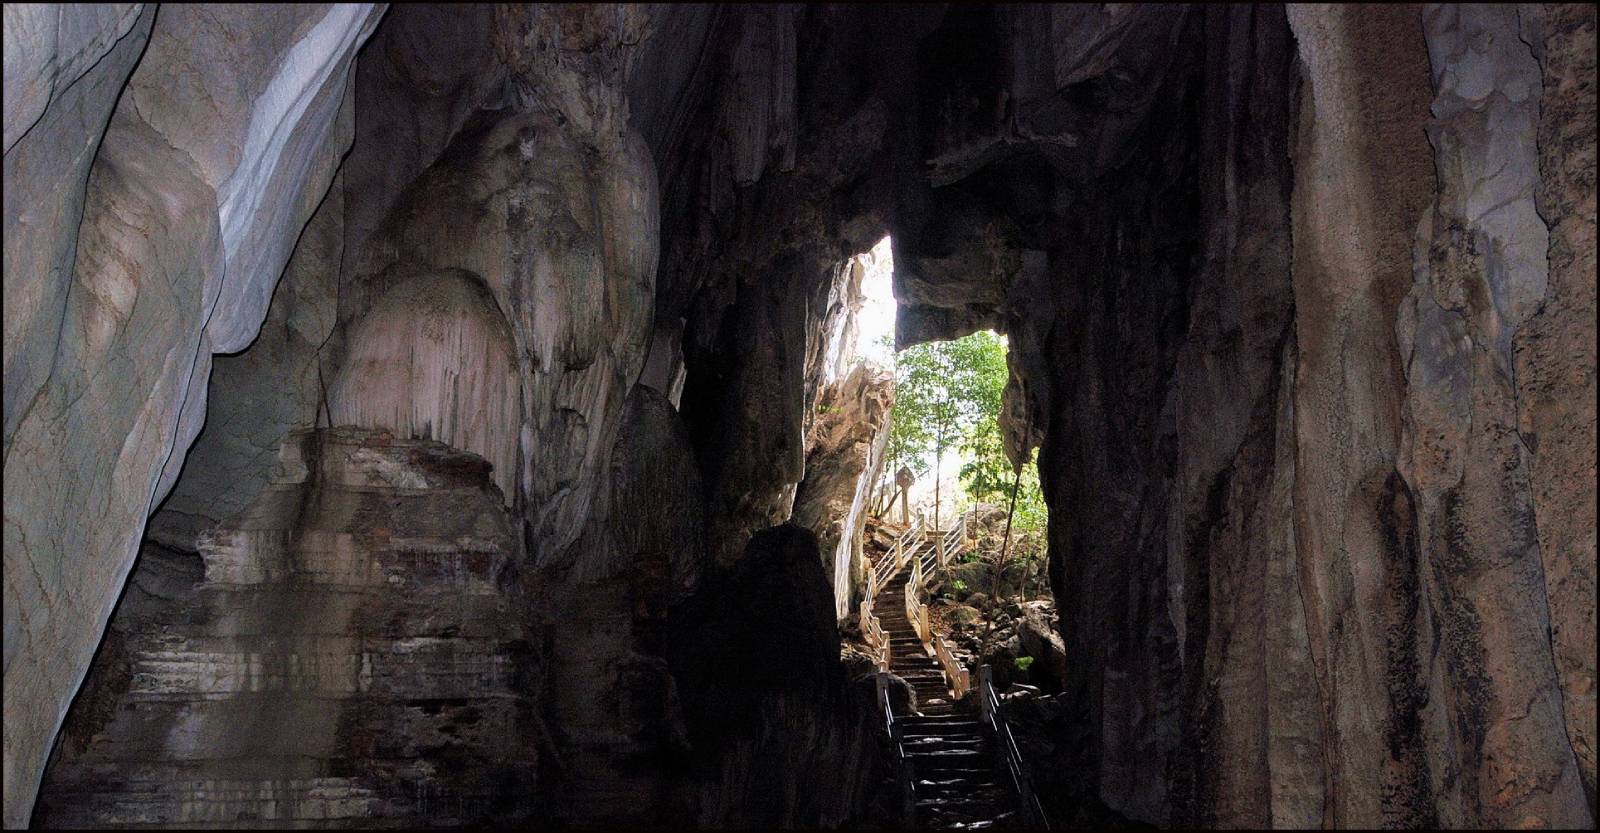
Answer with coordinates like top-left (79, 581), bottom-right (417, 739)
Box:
top-left (978, 665), bottom-right (994, 724)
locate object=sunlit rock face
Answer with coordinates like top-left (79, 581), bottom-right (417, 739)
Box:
top-left (2, 7), bottom-right (382, 824)
top-left (792, 364), bottom-right (894, 621)
top-left (34, 428), bottom-right (538, 828)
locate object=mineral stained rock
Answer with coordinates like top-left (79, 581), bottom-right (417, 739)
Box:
top-left (34, 428), bottom-right (538, 828)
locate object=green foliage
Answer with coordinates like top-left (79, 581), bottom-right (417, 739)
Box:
top-left (926, 333), bottom-right (1047, 534)
top-left (880, 329), bottom-right (1048, 537)
top-left (951, 579), bottom-right (968, 594)
top-left (882, 331), bottom-right (1005, 479)
top-left (1014, 655), bottom-right (1035, 672)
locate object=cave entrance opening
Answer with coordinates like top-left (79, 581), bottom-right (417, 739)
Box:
top-left (876, 326), bottom-right (1049, 605)
top-left (841, 233), bottom-right (1053, 711)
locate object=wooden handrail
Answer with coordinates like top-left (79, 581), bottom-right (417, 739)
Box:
top-left (933, 635), bottom-right (969, 698)
top-left (902, 533), bottom-right (971, 704)
top-left (860, 597), bottom-right (889, 672)
top-left (871, 517), bottom-right (925, 598)
top-left (977, 665), bottom-right (1050, 829)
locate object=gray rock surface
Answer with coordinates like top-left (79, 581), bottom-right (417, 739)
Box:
top-left (2, 7), bottom-right (382, 825)
top-left (2, 4), bottom-right (151, 447)
top-left (2, 4), bottom-right (143, 153)
top-left (34, 427), bottom-right (538, 828)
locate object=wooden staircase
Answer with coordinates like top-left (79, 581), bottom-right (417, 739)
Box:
top-left (877, 569), bottom-right (958, 714)
top-left (862, 518), bottom-right (1048, 829)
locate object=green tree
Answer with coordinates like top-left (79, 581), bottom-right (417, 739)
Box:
top-left (884, 330), bottom-right (1007, 528)
top-left (960, 413), bottom-right (1047, 533)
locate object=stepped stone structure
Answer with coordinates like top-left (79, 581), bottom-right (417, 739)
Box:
top-left (33, 427), bottom-right (539, 828)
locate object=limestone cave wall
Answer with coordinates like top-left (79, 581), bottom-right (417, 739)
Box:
top-left (3, 3), bottom-right (1594, 829)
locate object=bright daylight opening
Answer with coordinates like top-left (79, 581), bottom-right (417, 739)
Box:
top-left (846, 235), bottom-right (1053, 718)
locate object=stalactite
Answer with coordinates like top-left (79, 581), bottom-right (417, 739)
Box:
top-left (328, 271), bottom-right (520, 502)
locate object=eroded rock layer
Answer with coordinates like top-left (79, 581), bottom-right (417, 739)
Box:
top-left (33, 428), bottom-right (538, 828)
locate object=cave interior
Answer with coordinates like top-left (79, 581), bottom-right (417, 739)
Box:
top-left (2, 3), bottom-right (1596, 829)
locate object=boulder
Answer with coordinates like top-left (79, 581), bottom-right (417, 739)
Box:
top-left (1019, 602), bottom-right (1069, 693)
top-left (947, 605), bottom-right (983, 628)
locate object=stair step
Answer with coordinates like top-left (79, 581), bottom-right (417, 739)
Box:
top-left (904, 738), bottom-right (985, 752)
top-left (904, 732), bottom-right (983, 744)
top-left (906, 748), bottom-right (986, 763)
top-left (924, 812), bottom-right (1016, 830)
top-left (902, 723), bottom-right (982, 737)
top-left (915, 775), bottom-right (1001, 790)
top-left (916, 794), bottom-right (1011, 811)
